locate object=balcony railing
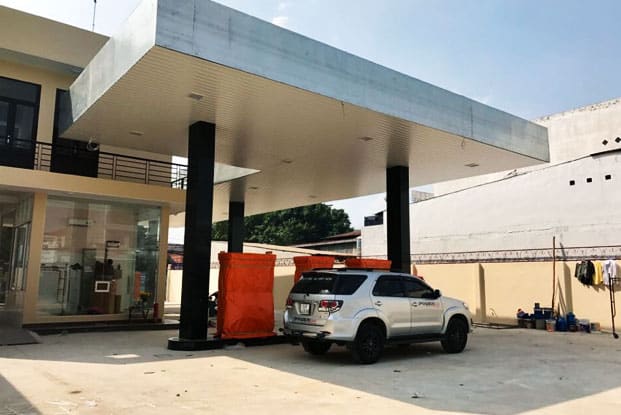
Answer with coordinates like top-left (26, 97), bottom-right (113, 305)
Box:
top-left (6, 138), bottom-right (188, 189)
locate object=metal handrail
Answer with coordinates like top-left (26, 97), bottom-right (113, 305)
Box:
top-left (2, 138), bottom-right (188, 189)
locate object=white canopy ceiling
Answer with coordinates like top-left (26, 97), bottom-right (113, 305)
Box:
top-left (61, 0), bottom-right (549, 221)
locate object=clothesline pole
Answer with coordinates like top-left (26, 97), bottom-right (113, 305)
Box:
top-left (552, 236), bottom-right (556, 315)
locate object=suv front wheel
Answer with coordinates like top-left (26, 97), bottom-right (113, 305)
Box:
top-left (441, 317), bottom-right (468, 353)
top-left (351, 322), bottom-right (385, 364)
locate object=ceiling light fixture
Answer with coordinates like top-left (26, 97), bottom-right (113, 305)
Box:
top-left (281, 159), bottom-right (293, 164)
top-left (358, 136), bottom-right (374, 142)
top-left (249, 186), bottom-right (259, 190)
top-left (129, 130), bottom-right (144, 136)
top-left (188, 92), bottom-right (204, 101)
top-left (465, 163), bottom-right (479, 168)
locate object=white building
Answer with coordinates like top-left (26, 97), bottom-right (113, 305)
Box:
top-left (363, 97), bottom-right (621, 262)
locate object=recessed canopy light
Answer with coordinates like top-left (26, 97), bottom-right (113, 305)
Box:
top-left (281, 159), bottom-right (293, 164)
top-left (465, 163), bottom-right (479, 168)
top-left (129, 130), bottom-right (144, 136)
top-left (249, 186), bottom-right (259, 190)
top-left (358, 136), bottom-right (374, 142)
top-left (188, 92), bottom-right (204, 101)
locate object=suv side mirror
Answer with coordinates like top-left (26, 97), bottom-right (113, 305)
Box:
top-left (434, 289), bottom-right (442, 299)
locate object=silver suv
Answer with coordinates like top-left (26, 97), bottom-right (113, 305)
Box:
top-left (283, 268), bottom-right (472, 364)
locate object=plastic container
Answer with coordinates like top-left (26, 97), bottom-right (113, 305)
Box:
top-left (535, 319), bottom-right (546, 330)
top-left (591, 322), bottom-right (601, 332)
top-left (579, 319), bottom-right (591, 333)
top-left (546, 319), bottom-right (556, 332)
top-left (556, 317), bottom-right (568, 332)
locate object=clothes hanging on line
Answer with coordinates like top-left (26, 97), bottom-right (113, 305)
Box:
top-left (594, 261), bottom-right (604, 285)
top-left (575, 260), bottom-right (595, 286)
top-left (604, 259), bottom-right (618, 286)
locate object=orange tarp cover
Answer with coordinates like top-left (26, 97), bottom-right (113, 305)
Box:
top-left (216, 252), bottom-right (277, 339)
top-left (345, 258), bottom-right (392, 270)
top-left (293, 256), bottom-right (335, 283)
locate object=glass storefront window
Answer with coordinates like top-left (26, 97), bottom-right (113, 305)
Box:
top-left (38, 196), bottom-right (160, 316)
top-left (0, 191), bottom-right (33, 305)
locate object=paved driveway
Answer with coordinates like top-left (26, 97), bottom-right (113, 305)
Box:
top-left (1, 328), bottom-right (620, 414)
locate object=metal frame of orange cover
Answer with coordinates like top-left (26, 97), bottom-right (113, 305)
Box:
top-left (216, 252), bottom-right (277, 339)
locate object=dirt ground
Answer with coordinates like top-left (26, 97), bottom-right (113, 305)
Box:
top-left (1, 327), bottom-right (621, 414)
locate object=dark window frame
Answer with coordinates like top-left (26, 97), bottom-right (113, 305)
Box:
top-left (403, 277), bottom-right (435, 299)
top-left (0, 76), bottom-right (41, 169)
top-left (292, 272), bottom-right (367, 295)
top-left (372, 275), bottom-right (406, 298)
top-left (0, 76), bottom-right (41, 141)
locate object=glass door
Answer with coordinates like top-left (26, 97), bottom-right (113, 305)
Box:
top-left (0, 77), bottom-right (40, 169)
top-left (0, 220), bottom-right (14, 305)
top-left (9, 224), bottom-right (30, 293)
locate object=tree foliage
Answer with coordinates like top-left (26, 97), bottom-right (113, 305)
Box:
top-left (212, 203), bottom-right (353, 245)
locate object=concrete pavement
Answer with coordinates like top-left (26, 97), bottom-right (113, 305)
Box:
top-left (1, 328), bottom-right (621, 414)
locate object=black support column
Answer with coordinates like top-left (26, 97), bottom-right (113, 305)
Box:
top-left (227, 201), bottom-right (245, 253)
top-left (169, 121), bottom-right (216, 350)
top-left (386, 166), bottom-right (411, 273)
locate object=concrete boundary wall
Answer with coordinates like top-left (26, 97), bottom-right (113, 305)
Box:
top-left (418, 261), bottom-right (619, 330)
top-left (167, 259), bottom-right (620, 331)
top-left (166, 267), bottom-right (296, 315)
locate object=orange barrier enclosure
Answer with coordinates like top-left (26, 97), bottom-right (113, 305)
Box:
top-left (293, 256), bottom-right (335, 283)
top-left (216, 252), bottom-right (277, 339)
top-left (345, 258), bottom-right (392, 270)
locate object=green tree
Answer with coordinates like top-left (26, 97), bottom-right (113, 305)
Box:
top-left (212, 203), bottom-right (353, 245)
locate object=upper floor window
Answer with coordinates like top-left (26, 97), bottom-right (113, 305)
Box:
top-left (0, 76), bottom-right (41, 168)
top-left (0, 76), bottom-right (40, 143)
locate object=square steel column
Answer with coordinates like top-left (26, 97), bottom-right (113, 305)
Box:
top-left (386, 166), bottom-right (411, 273)
top-left (227, 201), bottom-right (245, 253)
top-left (169, 121), bottom-right (215, 349)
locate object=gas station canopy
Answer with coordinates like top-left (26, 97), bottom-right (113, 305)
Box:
top-left (62, 0), bottom-right (549, 221)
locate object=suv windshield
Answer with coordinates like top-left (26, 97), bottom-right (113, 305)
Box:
top-left (292, 272), bottom-right (367, 295)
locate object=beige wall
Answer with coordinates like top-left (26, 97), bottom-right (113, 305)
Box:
top-left (165, 266), bottom-right (295, 313)
top-left (417, 263), bottom-right (481, 319)
top-left (274, 267), bottom-right (295, 311)
top-left (1, 59), bottom-right (75, 143)
top-left (22, 193), bottom-right (47, 324)
top-left (417, 261), bottom-right (618, 330)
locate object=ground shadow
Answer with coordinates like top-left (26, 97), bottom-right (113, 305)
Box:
top-left (0, 374), bottom-right (41, 414)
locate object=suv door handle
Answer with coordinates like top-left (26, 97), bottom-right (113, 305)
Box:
top-left (374, 301), bottom-right (382, 306)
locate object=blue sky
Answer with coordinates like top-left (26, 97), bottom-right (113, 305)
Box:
top-left (2, 0), bottom-right (620, 227)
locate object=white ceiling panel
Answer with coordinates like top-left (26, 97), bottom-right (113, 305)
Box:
top-left (65, 47), bottom-right (541, 222)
